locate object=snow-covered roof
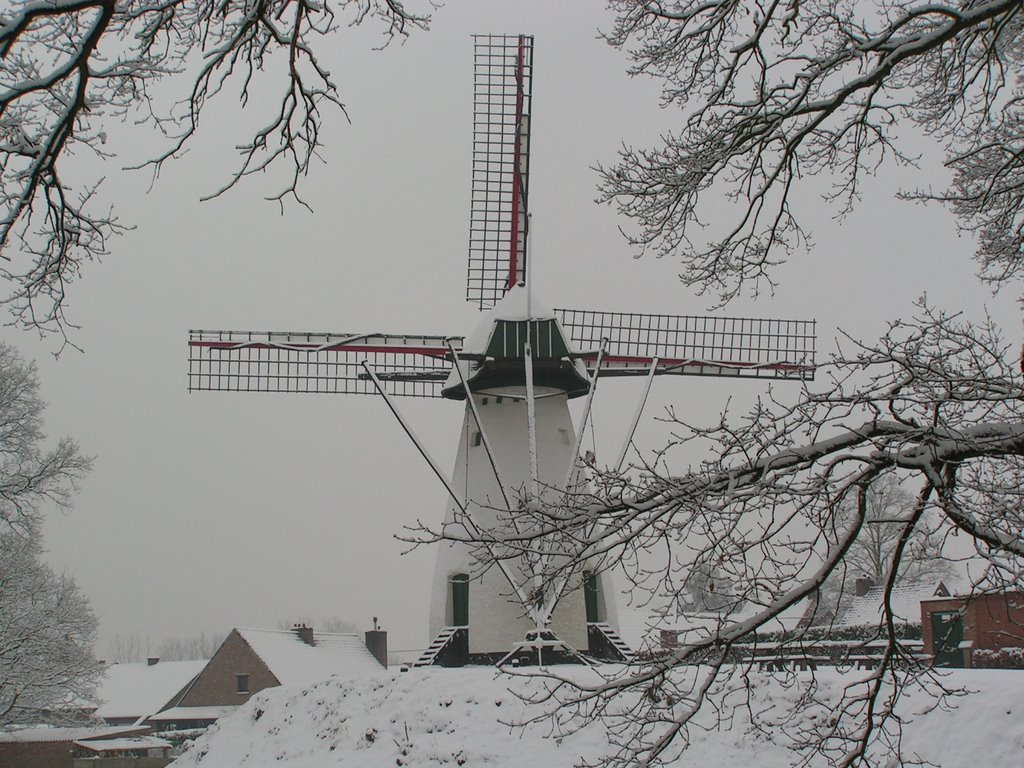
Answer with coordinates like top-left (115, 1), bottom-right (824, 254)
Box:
top-left (836, 581), bottom-right (946, 628)
top-left (147, 705), bottom-right (237, 722)
top-left (461, 283), bottom-right (558, 355)
top-left (74, 736), bottom-right (172, 752)
top-left (236, 628), bottom-right (384, 686)
top-left (0, 726), bottom-right (146, 744)
top-left (488, 282), bottom-right (554, 323)
top-left (616, 595), bottom-right (809, 651)
top-left (95, 659), bottom-right (207, 720)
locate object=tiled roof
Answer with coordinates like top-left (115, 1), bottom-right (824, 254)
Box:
top-left (147, 705), bottom-right (237, 722)
top-left (0, 726), bottom-right (146, 744)
top-left (74, 736), bottom-right (173, 752)
top-left (236, 628), bottom-right (383, 687)
top-left (95, 660), bottom-right (206, 721)
top-left (836, 581), bottom-right (946, 627)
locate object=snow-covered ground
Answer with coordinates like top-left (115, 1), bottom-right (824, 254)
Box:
top-left (173, 666), bottom-right (1024, 767)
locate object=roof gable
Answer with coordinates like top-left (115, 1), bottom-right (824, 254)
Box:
top-left (95, 660), bottom-right (206, 720)
top-left (235, 628), bottom-right (383, 686)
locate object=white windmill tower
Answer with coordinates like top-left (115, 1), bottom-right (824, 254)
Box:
top-left (188, 35), bottom-right (816, 667)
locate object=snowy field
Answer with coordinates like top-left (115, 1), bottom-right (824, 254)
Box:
top-left (173, 666), bottom-right (1023, 767)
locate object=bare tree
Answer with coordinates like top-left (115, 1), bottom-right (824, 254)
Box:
top-left (0, 0), bottom-right (431, 339)
top-left (277, 616), bottom-right (358, 634)
top-left (0, 522), bottom-right (100, 725)
top-left (408, 3), bottom-right (1024, 764)
top-left (427, 302), bottom-right (1024, 766)
top-left (0, 341), bottom-right (91, 533)
top-left (840, 475), bottom-right (953, 589)
top-left (105, 633), bottom-right (151, 663)
top-left (156, 631), bottom-right (222, 661)
top-left (0, 341), bottom-right (97, 724)
top-left (598, 0), bottom-right (1024, 303)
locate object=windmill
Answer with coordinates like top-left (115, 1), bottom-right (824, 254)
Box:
top-left (188, 35), bottom-right (816, 667)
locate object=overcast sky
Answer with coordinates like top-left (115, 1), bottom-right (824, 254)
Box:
top-left (9, 0), bottom-right (1019, 658)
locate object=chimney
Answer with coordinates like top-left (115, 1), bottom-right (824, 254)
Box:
top-left (364, 617), bottom-right (388, 668)
top-left (854, 577), bottom-right (875, 597)
top-left (292, 623), bottom-right (315, 646)
top-left (147, 657), bottom-right (159, 666)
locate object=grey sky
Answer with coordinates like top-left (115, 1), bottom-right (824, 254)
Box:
top-left (10, 0), bottom-right (1017, 657)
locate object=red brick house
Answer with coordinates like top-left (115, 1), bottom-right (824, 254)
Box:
top-left (921, 591), bottom-right (1024, 667)
top-left (149, 625), bottom-right (386, 728)
top-left (0, 725), bottom-right (153, 768)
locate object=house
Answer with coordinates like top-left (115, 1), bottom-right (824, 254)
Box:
top-left (94, 657), bottom-right (206, 726)
top-left (619, 578), bottom-right (958, 669)
top-left (614, 575), bottom-right (828, 661)
top-left (830, 578), bottom-right (951, 634)
top-left (149, 624), bottom-right (386, 728)
top-left (0, 725), bottom-right (154, 768)
top-left (921, 590), bottom-right (1024, 668)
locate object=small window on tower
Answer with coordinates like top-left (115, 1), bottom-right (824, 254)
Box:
top-left (472, 431), bottom-right (483, 447)
top-left (236, 673), bottom-right (250, 694)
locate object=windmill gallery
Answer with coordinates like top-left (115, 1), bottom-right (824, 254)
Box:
top-left (187, 35), bottom-right (816, 667)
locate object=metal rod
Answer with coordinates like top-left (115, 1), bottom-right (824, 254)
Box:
top-left (562, 338), bottom-right (607, 491)
top-left (362, 362), bottom-right (467, 517)
top-left (524, 342), bottom-right (539, 501)
top-left (523, 340), bottom-right (544, 629)
top-left (361, 362), bottom-right (535, 615)
top-left (614, 357), bottom-right (659, 473)
top-left (446, 341), bottom-right (512, 510)
top-left (530, 342), bottom-right (611, 626)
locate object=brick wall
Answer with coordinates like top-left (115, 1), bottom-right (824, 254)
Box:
top-left (0, 740), bottom-right (74, 768)
top-left (174, 630), bottom-right (280, 707)
top-left (921, 592), bottom-right (1024, 662)
top-left (967, 592), bottom-right (1024, 652)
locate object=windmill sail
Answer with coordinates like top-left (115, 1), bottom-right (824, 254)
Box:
top-left (555, 308), bottom-right (816, 380)
top-left (188, 330), bottom-right (459, 398)
top-left (466, 34), bottom-right (533, 309)
top-left (187, 33), bottom-right (819, 668)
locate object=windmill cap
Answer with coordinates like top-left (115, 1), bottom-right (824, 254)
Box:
top-left (489, 282), bottom-right (553, 322)
top-left (461, 283), bottom-right (556, 355)
top-left (442, 282), bottom-right (591, 400)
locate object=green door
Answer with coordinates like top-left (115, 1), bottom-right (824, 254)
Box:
top-left (584, 572), bottom-right (601, 623)
top-left (931, 610), bottom-right (964, 667)
top-left (451, 574), bottom-right (469, 627)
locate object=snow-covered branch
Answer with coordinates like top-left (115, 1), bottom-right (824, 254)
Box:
top-left (0, 0), bottom-right (432, 339)
top-left (422, 303), bottom-right (1024, 765)
top-left (599, 0), bottom-right (1024, 303)
top-left (0, 342), bottom-right (91, 533)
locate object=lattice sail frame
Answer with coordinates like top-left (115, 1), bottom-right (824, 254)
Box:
top-left (466, 34), bottom-right (533, 309)
top-left (188, 331), bottom-right (461, 398)
top-left (555, 308), bottom-right (816, 379)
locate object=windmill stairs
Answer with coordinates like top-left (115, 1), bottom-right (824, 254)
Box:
top-left (412, 622), bottom-right (634, 667)
top-left (587, 622), bottom-right (633, 662)
top-left (414, 626), bottom-right (466, 667)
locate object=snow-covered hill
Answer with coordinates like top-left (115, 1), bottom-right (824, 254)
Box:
top-left (174, 667), bottom-right (1024, 767)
